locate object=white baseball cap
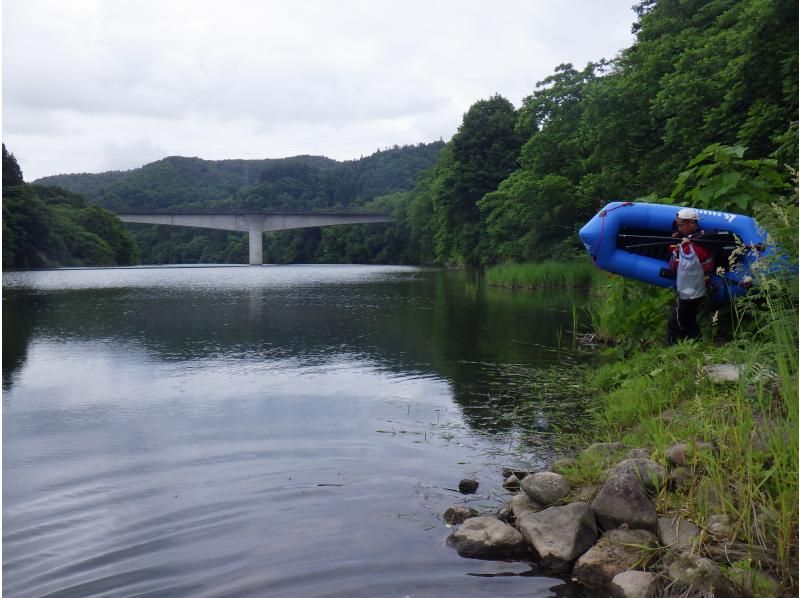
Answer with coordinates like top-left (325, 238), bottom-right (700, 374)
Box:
top-left (677, 207), bottom-right (699, 220)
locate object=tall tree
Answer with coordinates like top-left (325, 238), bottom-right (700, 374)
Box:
top-left (432, 95), bottom-right (522, 266)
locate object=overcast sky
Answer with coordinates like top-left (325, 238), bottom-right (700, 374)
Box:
top-left (3, 0), bottom-right (637, 181)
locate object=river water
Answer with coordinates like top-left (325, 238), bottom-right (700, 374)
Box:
top-left (3, 265), bottom-right (591, 597)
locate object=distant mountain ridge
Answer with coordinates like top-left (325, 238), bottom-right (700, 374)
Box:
top-left (34, 142), bottom-right (444, 212)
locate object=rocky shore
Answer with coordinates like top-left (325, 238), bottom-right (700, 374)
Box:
top-left (444, 442), bottom-right (783, 597)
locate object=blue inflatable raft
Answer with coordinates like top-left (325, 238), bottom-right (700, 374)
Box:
top-left (579, 201), bottom-right (770, 302)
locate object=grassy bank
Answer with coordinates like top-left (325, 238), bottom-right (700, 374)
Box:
top-left (485, 260), bottom-right (603, 289)
top-left (558, 248), bottom-right (798, 590)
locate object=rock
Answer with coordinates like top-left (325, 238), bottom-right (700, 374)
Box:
top-left (664, 441), bottom-right (713, 466)
top-left (612, 458), bottom-right (667, 494)
top-left (573, 527), bottom-right (658, 590)
top-left (503, 474), bottom-right (520, 490)
top-left (626, 448), bottom-right (651, 460)
top-left (446, 516), bottom-right (527, 560)
top-left (610, 570), bottom-right (657, 598)
top-left (666, 554), bottom-right (737, 597)
top-left (458, 478), bottom-right (479, 494)
top-left (668, 466), bottom-right (693, 492)
top-left (706, 513), bottom-right (734, 541)
top-left (591, 473), bottom-right (657, 532)
top-left (509, 493), bottom-right (543, 520)
top-left (515, 502), bottom-right (598, 573)
top-left (657, 516), bottom-right (699, 551)
top-left (521, 471), bottom-right (571, 506)
top-left (443, 506), bottom-right (480, 525)
top-left (703, 363), bottom-right (742, 383)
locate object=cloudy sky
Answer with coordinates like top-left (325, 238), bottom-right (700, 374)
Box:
top-left (4, 0), bottom-right (636, 182)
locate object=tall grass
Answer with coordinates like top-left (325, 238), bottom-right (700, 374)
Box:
top-left (485, 260), bottom-right (602, 289)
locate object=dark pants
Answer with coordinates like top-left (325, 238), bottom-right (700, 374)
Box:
top-left (667, 296), bottom-right (704, 345)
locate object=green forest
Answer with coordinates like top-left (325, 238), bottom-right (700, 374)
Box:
top-left (6, 0), bottom-right (798, 268)
top-left (3, 145), bottom-right (138, 268)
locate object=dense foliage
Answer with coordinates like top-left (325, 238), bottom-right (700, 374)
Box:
top-left (3, 145), bottom-right (138, 268)
top-left (37, 143), bottom-right (444, 263)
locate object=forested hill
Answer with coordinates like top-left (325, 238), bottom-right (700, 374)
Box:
top-left (34, 142), bottom-right (445, 212)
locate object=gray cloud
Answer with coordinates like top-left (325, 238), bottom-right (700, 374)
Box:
top-left (3, 0), bottom-right (636, 180)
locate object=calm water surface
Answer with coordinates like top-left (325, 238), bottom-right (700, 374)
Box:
top-left (3, 265), bottom-right (591, 597)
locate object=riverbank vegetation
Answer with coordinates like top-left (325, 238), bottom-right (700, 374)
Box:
top-left (551, 185), bottom-right (798, 591)
top-left (2, 146), bottom-right (138, 268)
top-left (485, 261), bottom-right (602, 290)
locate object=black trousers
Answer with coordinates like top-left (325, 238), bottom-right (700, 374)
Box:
top-left (667, 296), bottom-right (704, 345)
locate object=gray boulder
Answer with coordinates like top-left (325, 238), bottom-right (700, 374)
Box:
top-left (515, 502), bottom-right (597, 573)
top-left (610, 570), bottom-right (657, 598)
top-left (703, 363), bottom-right (742, 383)
top-left (502, 474), bottom-right (520, 490)
top-left (657, 516), bottom-right (699, 551)
top-left (446, 516), bottom-right (527, 560)
top-left (573, 527), bottom-right (658, 590)
top-left (612, 458), bottom-right (666, 494)
top-left (521, 471), bottom-right (571, 506)
top-left (591, 473), bottom-right (657, 532)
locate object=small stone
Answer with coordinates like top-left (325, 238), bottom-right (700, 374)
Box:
top-left (612, 458), bottom-right (666, 494)
top-left (703, 363), bottom-right (742, 383)
top-left (610, 570), bottom-right (657, 598)
top-left (706, 514), bottom-right (733, 540)
top-left (443, 506), bottom-right (479, 525)
top-left (521, 471), bottom-right (571, 506)
top-left (664, 441), bottom-right (713, 466)
top-left (495, 500), bottom-right (513, 523)
top-left (458, 478), bottom-right (479, 494)
top-left (657, 517), bottom-right (699, 551)
top-left (503, 474), bottom-right (520, 490)
top-left (668, 467), bottom-right (693, 492)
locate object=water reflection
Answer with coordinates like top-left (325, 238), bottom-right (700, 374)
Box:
top-left (3, 266), bottom-right (593, 597)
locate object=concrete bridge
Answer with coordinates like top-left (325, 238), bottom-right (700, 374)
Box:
top-left (116, 210), bottom-right (393, 265)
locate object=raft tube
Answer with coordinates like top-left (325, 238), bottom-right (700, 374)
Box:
top-left (579, 201), bottom-right (770, 303)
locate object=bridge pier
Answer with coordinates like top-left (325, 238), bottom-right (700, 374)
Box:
top-left (248, 221), bottom-right (263, 265)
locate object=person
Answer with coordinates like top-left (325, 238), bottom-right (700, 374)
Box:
top-left (666, 207), bottom-right (714, 344)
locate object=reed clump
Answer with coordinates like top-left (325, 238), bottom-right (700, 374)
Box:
top-left (485, 260), bottom-right (602, 289)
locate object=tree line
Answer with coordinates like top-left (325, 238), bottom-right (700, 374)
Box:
top-left (5, 0), bottom-right (797, 267)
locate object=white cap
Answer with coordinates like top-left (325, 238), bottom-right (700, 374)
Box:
top-left (677, 207), bottom-right (699, 220)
